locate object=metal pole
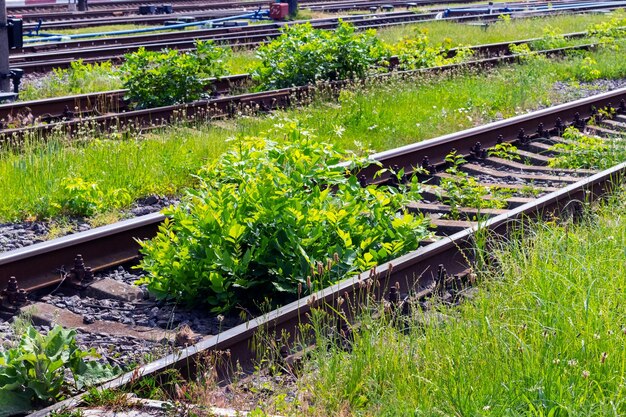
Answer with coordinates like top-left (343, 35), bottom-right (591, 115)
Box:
top-left (288, 0), bottom-right (297, 16)
top-left (0, 0), bottom-right (10, 92)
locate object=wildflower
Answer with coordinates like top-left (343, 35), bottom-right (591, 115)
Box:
top-left (568, 359), bottom-right (578, 367)
top-left (553, 358), bottom-right (560, 365)
top-left (582, 370), bottom-right (590, 379)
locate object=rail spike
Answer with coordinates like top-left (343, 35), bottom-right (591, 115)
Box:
top-left (388, 282), bottom-right (401, 305)
top-left (573, 112), bottom-right (585, 130)
top-left (517, 128), bottom-right (528, 144)
top-left (1, 276), bottom-right (28, 312)
top-left (421, 156), bottom-right (435, 175)
top-left (358, 174), bottom-right (368, 188)
top-left (67, 254), bottom-right (95, 287)
top-left (554, 118), bottom-right (564, 136)
top-left (470, 142), bottom-right (487, 159)
top-left (536, 123), bottom-right (546, 138)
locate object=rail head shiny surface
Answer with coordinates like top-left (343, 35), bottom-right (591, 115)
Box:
top-left (0, 212), bottom-right (165, 266)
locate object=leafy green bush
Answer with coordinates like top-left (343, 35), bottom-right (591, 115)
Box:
top-left (438, 151), bottom-right (512, 219)
top-left (121, 40), bottom-right (230, 108)
top-left (252, 22), bottom-right (390, 90)
top-left (488, 142), bottom-right (520, 161)
top-left (392, 31), bottom-right (473, 70)
top-left (529, 26), bottom-right (568, 51)
top-left (58, 177), bottom-right (131, 217)
top-left (587, 10), bottom-right (626, 40)
top-left (548, 126), bottom-right (626, 169)
top-left (0, 325), bottom-right (120, 416)
top-left (138, 126), bottom-right (431, 312)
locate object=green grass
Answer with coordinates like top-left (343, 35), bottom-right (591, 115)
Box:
top-left (225, 49), bottom-right (257, 74)
top-left (19, 61), bottom-right (123, 102)
top-left (289, 192), bottom-right (626, 416)
top-left (376, 13), bottom-right (615, 45)
top-left (18, 12), bottom-right (620, 101)
top-left (3, 44), bottom-right (626, 221)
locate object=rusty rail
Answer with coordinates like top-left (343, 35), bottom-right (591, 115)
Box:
top-left (15, 85), bottom-right (626, 416)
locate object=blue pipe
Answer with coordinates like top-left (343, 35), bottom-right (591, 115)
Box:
top-left (24, 9), bottom-right (270, 43)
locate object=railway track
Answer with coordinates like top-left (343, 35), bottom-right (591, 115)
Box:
top-left (12, 1), bottom-right (626, 74)
top-left (15, 0), bottom-right (446, 28)
top-left (11, 0), bottom-right (613, 31)
top-left (0, 39), bottom-right (599, 138)
top-left (4, 84), bottom-right (626, 416)
top-left (15, 0), bottom-right (576, 55)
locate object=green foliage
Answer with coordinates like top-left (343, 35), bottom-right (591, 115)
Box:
top-left (4, 39), bottom-right (626, 222)
top-left (587, 10), bottom-right (626, 47)
top-left (252, 22), bottom-right (390, 90)
top-left (58, 177), bottom-right (131, 217)
top-left (438, 151), bottom-right (512, 218)
top-left (138, 125), bottom-right (431, 312)
top-left (508, 42), bottom-right (545, 63)
top-left (497, 13), bottom-right (511, 24)
top-left (121, 40), bottom-right (230, 108)
top-left (488, 142), bottom-right (520, 160)
top-left (529, 26), bottom-right (568, 50)
top-left (82, 387), bottom-right (132, 410)
top-left (574, 56), bottom-right (602, 82)
top-left (391, 30), bottom-right (473, 70)
top-left (548, 126), bottom-right (626, 170)
top-left (0, 326), bottom-right (120, 416)
top-left (299, 195), bottom-right (626, 416)
top-left (19, 60), bottom-right (122, 102)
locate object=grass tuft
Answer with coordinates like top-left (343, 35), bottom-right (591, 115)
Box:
top-left (295, 193), bottom-right (626, 416)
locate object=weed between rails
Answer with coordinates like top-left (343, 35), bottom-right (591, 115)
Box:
top-left (17, 13), bottom-right (620, 102)
top-left (226, 191), bottom-right (626, 417)
top-left (3, 41), bottom-right (626, 222)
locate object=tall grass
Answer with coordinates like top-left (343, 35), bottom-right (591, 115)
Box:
top-left (18, 13), bottom-right (617, 101)
top-left (19, 61), bottom-right (123, 101)
top-left (3, 44), bottom-right (626, 221)
top-left (377, 13), bottom-right (615, 45)
top-left (294, 193), bottom-right (626, 416)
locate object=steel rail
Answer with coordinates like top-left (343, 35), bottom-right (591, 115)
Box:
top-left (16, 0), bottom-right (424, 24)
top-left (8, 0), bottom-right (498, 17)
top-left (15, 0), bottom-right (573, 30)
top-left (15, 2), bottom-right (568, 55)
top-left (0, 32), bottom-right (596, 124)
top-left (20, 86), bottom-right (626, 417)
top-left (11, 2), bottom-right (623, 73)
top-left (0, 43), bottom-right (599, 139)
top-left (2, 84), bottom-right (625, 292)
